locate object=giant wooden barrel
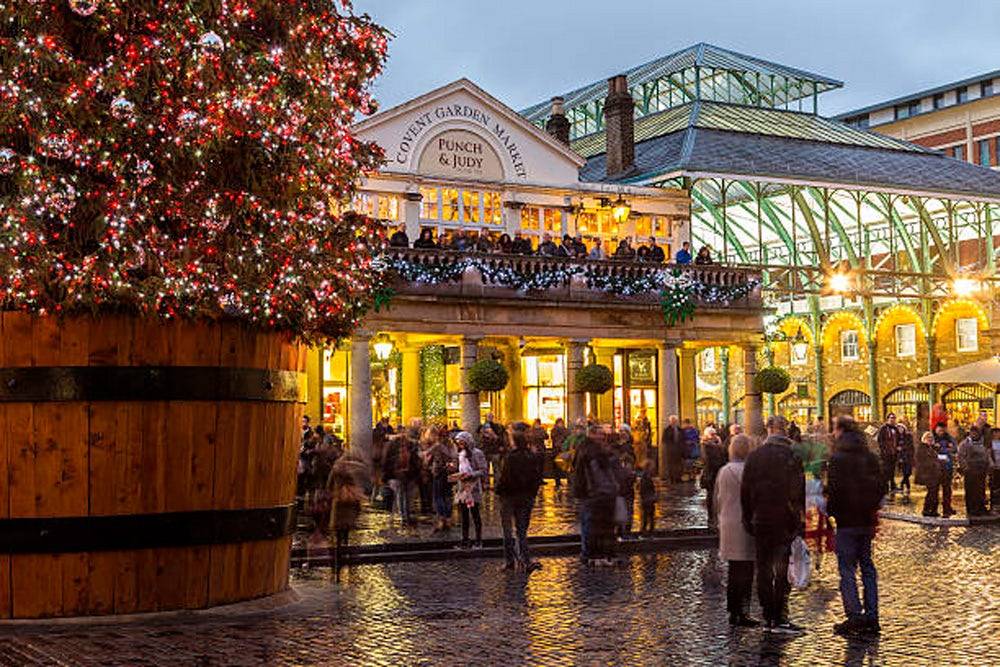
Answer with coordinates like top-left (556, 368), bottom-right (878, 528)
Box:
top-left (0, 313), bottom-right (305, 618)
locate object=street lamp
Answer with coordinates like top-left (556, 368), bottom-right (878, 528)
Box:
top-left (611, 195), bottom-right (631, 224)
top-left (372, 333), bottom-right (394, 361)
top-left (951, 277), bottom-right (982, 298)
top-left (791, 326), bottom-right (809, 363)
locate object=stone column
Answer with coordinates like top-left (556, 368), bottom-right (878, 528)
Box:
top-left (565, 338), bottom-right (588, 426)
top-left (459, 336), bottom-right (482, 434)
top-left (399, 342), bottom-right (422, 425)
top-left (720, 347), bottom-right (731, 425)
top-left (743, 344), bottom-right (764, 436)
top-left (678, 348), bottom-right (697, 424)
top-left (403, 190), bottom-right (422, 241)
top-left (349, 331), bottom-right (373, 461)
top-left (594, 347), bottom-right (616, 423)
top-left (926, 334), bottom-right (939, 406)
top-left (867, 339), bottom-right (880, 423)
top-left (658, 342), bottom-right (679, 478)
top-left (505, 342), bottom-right (524, 423)
top-left (814, 344), bottom-right (825, 424)
top-left (763, 346), bottom-right (776, 417)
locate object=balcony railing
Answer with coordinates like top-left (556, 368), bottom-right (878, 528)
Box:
top-left (379, 248), bottom-right (762, 308)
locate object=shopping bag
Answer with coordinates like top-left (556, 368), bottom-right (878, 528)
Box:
top-left (788, 536), bottom-right (812, 589)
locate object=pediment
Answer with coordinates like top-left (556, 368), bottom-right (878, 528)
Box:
top-left (354, 79), bottom-right (585, 186)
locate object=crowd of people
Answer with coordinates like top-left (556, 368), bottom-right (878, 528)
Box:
top-left (389, 225), bottom-right (716, 266)
top-left (297, 405), bottom-right (999, 638)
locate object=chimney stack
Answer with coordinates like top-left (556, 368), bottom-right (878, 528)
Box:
top-left (604, 74), bottom-right (635, 177)
top-left (545, 96), bottom-right (571, 146)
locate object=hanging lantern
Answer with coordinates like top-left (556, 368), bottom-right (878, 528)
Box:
top-left (611, 194), bottom-right (631, 224)
top-left (372, 333), bottom-right (394, 361)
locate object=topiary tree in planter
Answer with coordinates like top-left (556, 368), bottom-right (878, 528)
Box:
top-left (0, 0), bottom-right (388, 619)
top-left (575, 363), bottom-right (615, 395)
top-left (466, 358), bottom-right (510, 393)
top-left (753, 366), bottom-right (792, 396)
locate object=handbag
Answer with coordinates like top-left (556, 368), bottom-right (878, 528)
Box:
top-left (614, 496), bottom-right (629, 525)
top-left (787, 536), bottom-right (812, 589)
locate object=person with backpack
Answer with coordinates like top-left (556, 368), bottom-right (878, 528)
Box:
top-left (958, 425), bottom-right (991, 517)
top-left (828, 415), bottom-right (887, 637)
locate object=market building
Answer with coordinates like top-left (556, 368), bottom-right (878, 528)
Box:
top-left (311, 43), bottom-right (1000, 460)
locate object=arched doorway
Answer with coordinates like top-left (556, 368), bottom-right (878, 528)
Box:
top-left (883, 386), bottom-right (929, 432)
top-left (779, 394), bottom-right (816, 429)
top-left (942, 384), bottom-right (995, 428)
top-left (828, 389), bottom-right (872, 427)
top-left (696, 397), bottom-right (723, 429)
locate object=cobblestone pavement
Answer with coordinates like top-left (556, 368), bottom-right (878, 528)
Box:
top-left (2, 521), bottom-right (997, 666)
top-left (294, 479), bottom-right (706, 551)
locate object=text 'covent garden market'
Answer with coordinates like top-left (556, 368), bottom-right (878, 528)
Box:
top-left (308, 43), bottom-right (1000, 464)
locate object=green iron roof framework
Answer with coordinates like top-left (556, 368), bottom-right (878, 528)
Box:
top-left (522, 43), bottom-right (843, 140)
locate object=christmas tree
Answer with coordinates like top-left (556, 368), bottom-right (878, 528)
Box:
top-left (0, 0), bottom-right (388, 340)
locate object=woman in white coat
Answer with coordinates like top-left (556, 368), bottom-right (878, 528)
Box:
top-left (714, 434), bottom-right (758, 627)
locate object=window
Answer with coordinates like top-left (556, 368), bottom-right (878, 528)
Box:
top-left (419, 187), bottom-right (439, 220)
top-left (956, 318), bottom-right (978, 352)
top-left (957, 87), bottom-right (969, 104)
top-left (908, 101), bottom-right (921, 116)
top-left (895, 324), bottom-right (916, 358)
top-left (933, 93), bottom-right (946, 109)
top-left (522, 354), bottom-right (566, 425)
top-left (980, 139), bottom-right (992, 167)
top-left (441, 188), bottom-right (459, 221)
top-left (520, 206), bottom-right (540, 230)
top-left (855, 116), bottom-right (869, 130)
top-left (840, 330), bottom-right (859, 362)
top-left (893, 104), bottom-right (909, 120)
top-left (949, 144), bottom-right (966, 161)
top-left (461, 190), bottom-right (479, 223)
top-left (982, 81), bottom-right (994, 98)
top-left (700, 348), bottom-right (716, 373)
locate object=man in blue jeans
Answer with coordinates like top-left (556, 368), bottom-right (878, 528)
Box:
top-left (828, 415), bottom-right (887, 637)
top-left (496, 427), bottom-right (544, 573)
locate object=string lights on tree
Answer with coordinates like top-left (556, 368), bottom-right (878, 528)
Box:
top-left (0, 1), bottom-right (389, 341)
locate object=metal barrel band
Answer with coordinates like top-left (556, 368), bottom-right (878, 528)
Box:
top-left (0, 366), bottom-right (306, 403)
top-left (0, 505), bottom-right (295, 554)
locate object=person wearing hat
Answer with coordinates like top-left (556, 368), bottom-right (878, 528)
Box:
top-left (453, 431), bottom-right (488, 549)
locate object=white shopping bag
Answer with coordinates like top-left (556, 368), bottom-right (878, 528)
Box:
top-left (788, 536), bottom-right (812, 589)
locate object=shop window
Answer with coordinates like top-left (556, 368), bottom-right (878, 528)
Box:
top-left (420, 187), bottom-right (439, 220)
top-left (956, 318), bottom-right (979, 352)
top-left (522, 354), bottom-right (566, 425)
top-left (700, 348), bottom-right (716, 373)
top-left (840, 330), bottom-right (859, 362)
top-left (895, 324), bottom-right (916, 358)
top-left (321, 348), bottom-right (350, 439)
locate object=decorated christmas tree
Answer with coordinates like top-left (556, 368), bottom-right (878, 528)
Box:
top-left (0, 0), bottom-right (388, 340)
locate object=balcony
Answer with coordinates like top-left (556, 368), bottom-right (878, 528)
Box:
top-left (380, 247), bottom-right (763, 310)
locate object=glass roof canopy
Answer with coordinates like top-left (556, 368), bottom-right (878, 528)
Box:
top-left (521, 43), bottom-right (843, 140)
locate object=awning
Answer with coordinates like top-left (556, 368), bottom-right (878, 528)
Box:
top-left (905, 357), bottom-right (1000, 385)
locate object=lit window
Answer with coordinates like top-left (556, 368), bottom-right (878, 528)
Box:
top-left (419, 187), bottom-right (439, 220)
top-left (956, 318), bottom-right (978, 352)
top-left (483, 192), bottom-right (503, 225)
top-left (980, 139), bottom-right (992, 167)
top-left (441, 188), bottom-right (460, 221)
top-left (462, 190), bottom-right (480, 223)
top-left (376, 195), bottom-right (399, 221)
top-left (543, 208), bottom-right (562, 233)
top-left (895, 324), bottom-right (916, 358)
top-left (840, 330), bottom-right (859, 362)
top-left (521, 206), bottom-right (540, 230)
top-left (700, 348), bottom-right (716, 373)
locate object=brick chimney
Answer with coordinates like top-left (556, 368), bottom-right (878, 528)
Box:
top-left (604, 74), bottom-right (635, 177)
top-left (545, 96), bottom-right (571, 146)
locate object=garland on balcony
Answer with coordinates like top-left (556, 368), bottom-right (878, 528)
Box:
top-left (477, 262), bottom-right (577, 291)
top-left (660, 270), bottom-right (760, 326)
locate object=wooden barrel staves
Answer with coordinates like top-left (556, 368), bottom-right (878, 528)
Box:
top-left (0, 313), bottom-right (305, 618)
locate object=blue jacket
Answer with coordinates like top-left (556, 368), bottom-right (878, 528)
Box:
top-left (675, 248), bottom-right (692, 264)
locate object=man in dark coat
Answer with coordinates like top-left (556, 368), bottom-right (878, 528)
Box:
top-left (741, 415), bottom-right (806, 634)
top-left (828, 416), bottom-right (886, 637)
top-left (661, 415), bottom-right (685, 483)
top-left (496, 430), bottom-right (544, 572)
top-left (876, 413), bottom-right (901, 494)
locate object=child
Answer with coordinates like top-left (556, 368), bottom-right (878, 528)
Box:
top-left (638, 459), bottom-right (657, 537)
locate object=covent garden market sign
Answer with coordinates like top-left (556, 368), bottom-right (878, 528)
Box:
top-left (392, 103), bottom-right (529, 180)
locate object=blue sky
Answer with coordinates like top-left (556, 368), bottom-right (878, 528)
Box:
top-left (356, 0), bottom-right (1000, 117)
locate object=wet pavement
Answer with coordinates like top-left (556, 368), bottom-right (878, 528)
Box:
top-left (1, 520), bottom-right (997, 666)
top-left (294, 478), bottom-right (707, 552)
